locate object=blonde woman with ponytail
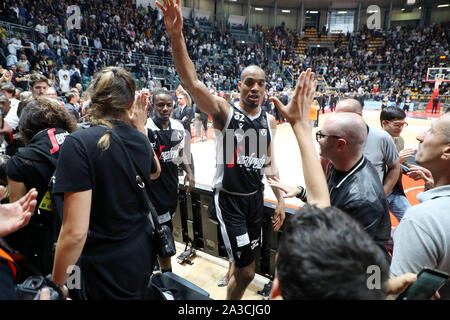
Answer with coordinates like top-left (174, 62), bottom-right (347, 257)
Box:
top-left (51, 67), bottom-right (161, 299)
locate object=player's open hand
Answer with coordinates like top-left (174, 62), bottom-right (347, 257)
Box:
top-left (156, 0), bottom-right (183, 37)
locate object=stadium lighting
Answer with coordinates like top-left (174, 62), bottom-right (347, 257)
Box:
top-left (437, 4), bottom-right (449, 7)
top-left (255, 7), bottom-right (264, 11)
top-left (281, 10), bottom-right (291, 13)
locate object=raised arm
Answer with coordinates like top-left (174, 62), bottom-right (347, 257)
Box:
top-left (157, 0), bottom-right (229, 130)
top-left (270, 69), bottom-right (330, 208)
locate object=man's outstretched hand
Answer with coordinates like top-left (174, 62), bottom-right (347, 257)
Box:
top-left (156, 0), bottom-right (183, 36)
top-left (0, 187), bottom-right (37, 237)
top-left (269, 68), bottom-right (317, 126)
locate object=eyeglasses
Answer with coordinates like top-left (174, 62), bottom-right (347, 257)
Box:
top-left (316, 130), bottom-right (341, 142)
top-left (388, 121), bottom-right (408, 128)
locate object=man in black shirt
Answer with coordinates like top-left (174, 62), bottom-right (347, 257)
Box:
top-left (320, 114), bottom-right (391, 253)
top-left (269, 112), bottom-right (391, 256)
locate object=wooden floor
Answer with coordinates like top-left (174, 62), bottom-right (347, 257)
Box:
top-left (171, 242), bottom-right (268, 300)
top-left (174, 108), bottom-right (436, 300)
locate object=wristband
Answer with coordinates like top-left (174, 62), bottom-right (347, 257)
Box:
top-left (295, 185), bottom-right (307, 202)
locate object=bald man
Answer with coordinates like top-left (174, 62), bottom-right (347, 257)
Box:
top-left (335, 99), bottom-right (400, 199)
top-left (159, 1), bottom-right (285, 300)
top-left (317, 112), bottom-right (391, 254)
top-left (270, 112), bottom-right (391, 256)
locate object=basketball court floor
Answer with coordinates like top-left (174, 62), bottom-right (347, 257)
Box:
top-left (171, 108), bottom-right (441, 300)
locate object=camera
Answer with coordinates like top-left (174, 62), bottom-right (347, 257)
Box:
top-left (15, 275), bottom-right (65, 300)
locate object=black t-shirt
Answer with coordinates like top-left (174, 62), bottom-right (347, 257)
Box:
top-left (6, 128), bottom-right (68, 207)
top-left (327, 157), bottom-right (391, 246)
top-left (53, 122), bottom-right (156, 246)
top-left (13, 72), bottom-right (28, 91)
top-left (53, 122), bottom-right (158, 299)
top-left (4, 128), bottom-right (69, 279)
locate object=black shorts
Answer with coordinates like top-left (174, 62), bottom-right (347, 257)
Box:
top-left (213, 189), bottom-right (264, 268)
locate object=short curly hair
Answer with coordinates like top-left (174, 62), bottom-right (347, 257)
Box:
top-left (19, 97), bottom-right (78, 144)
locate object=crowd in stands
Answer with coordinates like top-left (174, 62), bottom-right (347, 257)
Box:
top-left (267, 22), bottom-right (449, 101)
top-left (1, 0), bottom-right (449, 100)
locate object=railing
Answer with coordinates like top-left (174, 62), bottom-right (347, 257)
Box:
top-left (0, 20), bottom-right (36, 42)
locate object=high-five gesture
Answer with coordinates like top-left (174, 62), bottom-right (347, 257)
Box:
top-left (130, 92), bottom-right (149, 135)
top-left (156, 0), bottom-right (183, 36)
top-left (0, 187), bottom-right (38, 237)
top-left (269, 68), bottom-right (317, 126)
top-left (269, 69), bottom-right (330, 208)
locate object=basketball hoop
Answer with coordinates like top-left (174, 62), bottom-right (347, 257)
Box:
top-left (426, 67), bottom-right (450, 82)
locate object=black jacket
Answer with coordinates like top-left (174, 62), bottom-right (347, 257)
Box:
top-left (172, 105), bottom-right (194, 132)
top-left (327, 156), bottom-right (391, 247)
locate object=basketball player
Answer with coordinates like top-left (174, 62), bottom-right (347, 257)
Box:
top-left (157, 0), bottom-right (285, 300)
top-left (146, 89), bottom-right (195, 273)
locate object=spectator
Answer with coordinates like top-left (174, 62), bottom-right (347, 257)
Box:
top-left (380, 107), bottom-right (413, 221)
top-left (29, 73), bottom-right (48, 98)
top-left (4, 97), bottom-right (78, 281)
top-left (335, 99), bottom-right (401, 199)
top-left (16, 54), bottom-right (31, 73)
top-left (390, 113), bottom-right (450, 299)
top-left (69, 65), bottom-right (81, 88)
top-left (13, 65), bottom-right (29, 91)
top-left (6, 53), bottom-right (17, 69)
top-left (51, 67), bottom-right (161, 299)
top-left (269, 111), bottom-right (391, 257)
top-left (59, 74), bottom-right (70, 94)
top-left (57, 65), bottom-right (69, 84)
top-left (64, 89), bottom-right (80, 121)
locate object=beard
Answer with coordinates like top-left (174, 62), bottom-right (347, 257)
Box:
top-left (246, 102), bottom-right (259, 109)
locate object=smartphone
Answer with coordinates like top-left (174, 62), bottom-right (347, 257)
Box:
top-left (396, 268), bottom-right (449, 300)
top-left (400, 164), bottom-right (410, 174)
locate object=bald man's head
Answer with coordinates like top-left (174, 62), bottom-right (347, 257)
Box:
top-left (240, 65), bottom-right (265, 81)
top-left (335, 99), bottom-right (363, 116)
top-left (323, 112), bottom-right (367, 155)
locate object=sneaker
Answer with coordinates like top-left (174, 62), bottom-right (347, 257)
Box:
top-left (217, 279), bottom-right (229, 287)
